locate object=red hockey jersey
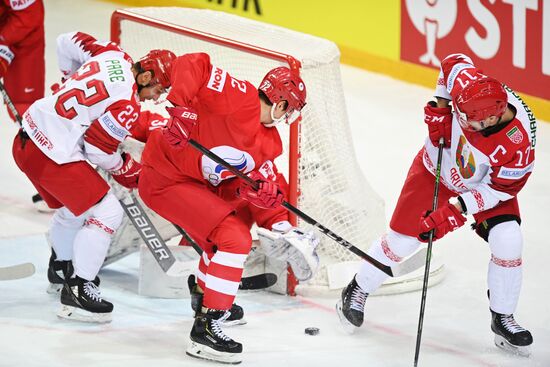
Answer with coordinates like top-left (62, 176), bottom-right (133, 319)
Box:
top-left (141, 53), bottom-right (284, 185)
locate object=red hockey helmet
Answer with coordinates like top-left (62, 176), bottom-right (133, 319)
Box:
top-left (259, 66), bottom-right (306, 124)
top-left (454, 77), bottom-right (508, 130)
top-left (138, 49), bottom-right (176, 88)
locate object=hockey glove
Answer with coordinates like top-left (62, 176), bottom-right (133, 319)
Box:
top-left (238, 171), bottom-right (284, 209)
top-left (418, 202), bottom-right (466, 242)
top-left (0, 44), bottom-right (13, 79)
top-left (163, 106), bottom-right (198, 148)
top-left (110, 153), bottom-right (142, 189)
top-left (257, 221), bottom-right (320, 281)
top-left (424, 101), bottom-right (452, 148)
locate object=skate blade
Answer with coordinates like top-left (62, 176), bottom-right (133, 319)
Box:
top-left (46, 283), bottom-right (63, 295)
top-left (494, 334), bottom-right (531, 357)
top-left (57, 305), bottom-right (112, 324)
top-left (221, 318), bottom-right (247, 327)
top-left (335, 300), bottom-right (357, 334)
top-left (186, 341), bottom-right (242, 364)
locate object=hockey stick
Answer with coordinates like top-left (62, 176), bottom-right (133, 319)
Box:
top-left (187, 139), bottom-right (426, 278)
top-left (173, 222), bottom-right (278, 290)
top-left (413, 137), bottom-right (445, 367)
top-left (0, 263), bottom-right (35, 281)
top-left (0, 80), bottom-right (22, 124)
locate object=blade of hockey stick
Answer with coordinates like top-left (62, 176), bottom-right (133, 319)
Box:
top-left (188, 139), bottom-right (421, 277)
top-left (390, 248), bottom-right (428, 278)
top-left (119, 192), bottom-right (194, 277)
top-left (239, 273), bottom-right (278, 290)
top-left (0, 263), bottom-right (35, 281)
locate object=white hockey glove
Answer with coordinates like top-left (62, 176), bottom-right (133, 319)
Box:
top-left (257, 221), bottom-right (320, 281)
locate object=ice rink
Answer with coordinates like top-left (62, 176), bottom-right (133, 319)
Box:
top-left (1, 1), bottom-right (549, 366)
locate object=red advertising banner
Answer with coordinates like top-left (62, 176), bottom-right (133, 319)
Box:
top-left (401, 0), bottom-right (548, 101)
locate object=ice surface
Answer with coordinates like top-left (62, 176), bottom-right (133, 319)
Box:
top-left (1, 1), bottom-right (549, 366)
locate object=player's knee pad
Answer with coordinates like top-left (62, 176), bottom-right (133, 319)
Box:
top-left (209, 214), bottom-right (252, 254)
top-left (83, 192), bottom-right (123, 236)
top-left (51, 206), bottom-right (87, 229)
top-left (488, 220), bottom-right (523, 260)
top-left (474, 214), bottom-right (521, 242)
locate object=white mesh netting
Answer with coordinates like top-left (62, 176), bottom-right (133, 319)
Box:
top-left (112, 7), bottom-right (386, 291)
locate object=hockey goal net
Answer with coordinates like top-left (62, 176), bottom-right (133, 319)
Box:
top-left (110, 7), bottom-right (413, 295)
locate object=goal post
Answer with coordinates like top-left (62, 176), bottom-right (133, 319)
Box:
top-left (109, 7), bottom-right (439, 296)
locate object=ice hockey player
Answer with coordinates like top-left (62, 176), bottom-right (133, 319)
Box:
top-left (0, 0), bottom-right (50, 211)
top-left (12, 31), bottom-right (175, 323)
top-left (137, 52), bottom-right (319, 364)
top-left (336, 53), bottom-right (535, 356)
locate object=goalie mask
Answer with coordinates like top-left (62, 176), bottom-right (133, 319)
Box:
top-left (454, 77), bottom-right (507, 132)
top-left (259, 66), bottom-right (307, 126)
top-left (138, 49), bottom-right (176, 88)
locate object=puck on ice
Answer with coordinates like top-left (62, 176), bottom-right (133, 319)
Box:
top-left (304, 327), bottom-right (319, 335)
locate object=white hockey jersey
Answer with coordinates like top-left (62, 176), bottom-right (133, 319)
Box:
top-left (423, 54), bottom-right (537, 215)
top-left (21, 32), bottom-right (141, 171)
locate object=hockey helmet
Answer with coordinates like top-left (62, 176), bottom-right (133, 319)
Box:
top-left (138, 49), bottom-right (176, 88)
top-left (259, 66), bottom-right (306, 124)
top-left (454, 77), bottom-right (508, 131)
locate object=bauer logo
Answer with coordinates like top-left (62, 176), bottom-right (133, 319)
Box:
top-left (201, 146), bottom-right (255, 186)
top-left (207, 66), bottom-right (227, 93)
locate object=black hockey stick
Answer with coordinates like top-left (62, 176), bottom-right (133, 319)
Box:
top-left (413, 137), bottom-right (445, 367)
top-left (0, 80), bottom-right (22, 124)
top-left (187, 139), bottom-right (427, 278)
top-left (173, 222), bottom-right (278, 290)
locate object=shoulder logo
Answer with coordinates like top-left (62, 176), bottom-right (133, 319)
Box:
top-left (207, 66), bottom-right (227, 93)
top-left (506, 126), bottom-right (523, 144)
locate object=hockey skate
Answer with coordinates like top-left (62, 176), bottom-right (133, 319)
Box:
top-left (491, 309), bottom-right (533, 357)
top-left (47, 250), bottom-right (100, 294)
top-left (47, 250), bottom-right (72, 294)
top-left (336, 276), bottom-right (368, 334)
top-left (58, 275), bottom-right (113, 323)
top-left (188, 274), bottom-right (246, 326)
top-left (186, 309), bottom-right (243, 364)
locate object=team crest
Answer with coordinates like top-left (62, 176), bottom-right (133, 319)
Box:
top-left (201, 146), bottom-right (255, 186)
top-left (455, 135), bottom-right (476, 179)
top-left (506, 126), bottom-right (523, 144)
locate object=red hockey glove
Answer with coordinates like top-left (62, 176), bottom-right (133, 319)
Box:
top-left (0, 56), bottom-right (9, 79)
top-left (110, 153), bottom-right (142, 189)
top-left (162, 106), bottom-right (198, 148)
top-left (418, 202), bottom-right (466, 242)
top-left (238, 171), bottom-right (284, 209)
top-left (0, 44), bottom-right (13, 79)
top-left (424, 101), bottom-right (452, 148)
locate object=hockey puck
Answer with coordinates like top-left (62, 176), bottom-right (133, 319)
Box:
top-left (304, 327), bottom-right (320, 335)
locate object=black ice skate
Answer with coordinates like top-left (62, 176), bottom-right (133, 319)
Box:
top-left (47, 250), bottom-right (100, 294)
top-left (336, 276), bottom-right (368, 333)
top-left (58, 275), bottom-right (113, 323)
top-left (47, 250), bottom-right (72, 294)
top-left (491, 309), bottom-right (533, 356)
top-left (188, 274), bottom-right (246, 326)
top-left (186, 309), bottom-right (243, 364)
